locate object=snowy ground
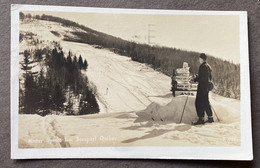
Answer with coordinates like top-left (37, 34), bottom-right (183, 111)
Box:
top-left (19, 95), bottom-right (240, 148)
top-left (18, 19), bottom-right (241, 148)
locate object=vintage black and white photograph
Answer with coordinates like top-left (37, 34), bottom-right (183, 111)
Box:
top-left (11, 4), bottom-right (252, 160)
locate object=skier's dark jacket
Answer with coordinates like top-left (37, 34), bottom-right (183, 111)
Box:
top-left (194, 62), bottom-right (212, 93)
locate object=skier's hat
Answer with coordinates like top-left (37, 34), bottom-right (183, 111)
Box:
top-left (199, 53), bottom-right (207, 60)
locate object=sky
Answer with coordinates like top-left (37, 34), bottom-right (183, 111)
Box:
top-left (24, 11), bottom-right (240, 64)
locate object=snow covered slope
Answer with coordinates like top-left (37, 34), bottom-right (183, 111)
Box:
top-left (20, 19), bottom-right (172, 113)
top-left (18, 19), bottom-right (241, 148)
top-left (60, 41), bottom-right (172, 113)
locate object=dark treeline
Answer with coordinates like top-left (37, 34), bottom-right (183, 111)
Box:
top-left (19, 46), bottom-right (98, 116)
top-left (21, 12), bottom-right (240, 99)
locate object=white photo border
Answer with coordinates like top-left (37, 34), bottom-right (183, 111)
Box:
top-left (11, 4), bottom-right (253, 160)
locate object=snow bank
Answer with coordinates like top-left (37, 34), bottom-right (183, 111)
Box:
top-left (135, 95), bottom-right (240, 124)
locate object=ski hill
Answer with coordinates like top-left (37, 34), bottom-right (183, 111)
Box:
top-left (19, 19), bottom-right (172, 113)
top-left (18, 19), bottom-right (241, 148)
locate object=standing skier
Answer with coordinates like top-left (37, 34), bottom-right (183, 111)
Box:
top-left (192, 53), bottom-right (214, 125)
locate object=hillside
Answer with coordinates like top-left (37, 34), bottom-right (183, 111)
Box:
top-left (28, 13), bottom-right (241, 99)
top-left (19, 20), bottom-right (99, 116)
top-left (19, 19), bottom-right (173, 114)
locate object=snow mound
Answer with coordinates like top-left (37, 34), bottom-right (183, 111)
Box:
top-left (135, 95), bottom-right (240, 124)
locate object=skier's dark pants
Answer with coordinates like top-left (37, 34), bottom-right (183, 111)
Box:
top-left (195, 91), bottom-right (212, 118)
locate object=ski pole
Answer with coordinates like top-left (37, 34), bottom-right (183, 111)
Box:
top-left (210, 103), bottom-right (220, 122)
top-left (179, 94), bottom-right (189, 123)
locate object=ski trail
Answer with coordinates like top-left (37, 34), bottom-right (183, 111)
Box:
top-left (44, 116), bottom-right (71, 148)
top-left (109, 60), bottom-right (153, 103)
top-left (60, 41), bottom-right (172, 113)
top-left (106, 75), bottom-right (148, 107)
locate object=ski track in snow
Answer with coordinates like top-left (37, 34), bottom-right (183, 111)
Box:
top-left (45, 116), bottom-right (71, 148)
top-left (18, 20), bottom-right (241, 148)
top-left (19, 115), bottom-right (71, 148)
